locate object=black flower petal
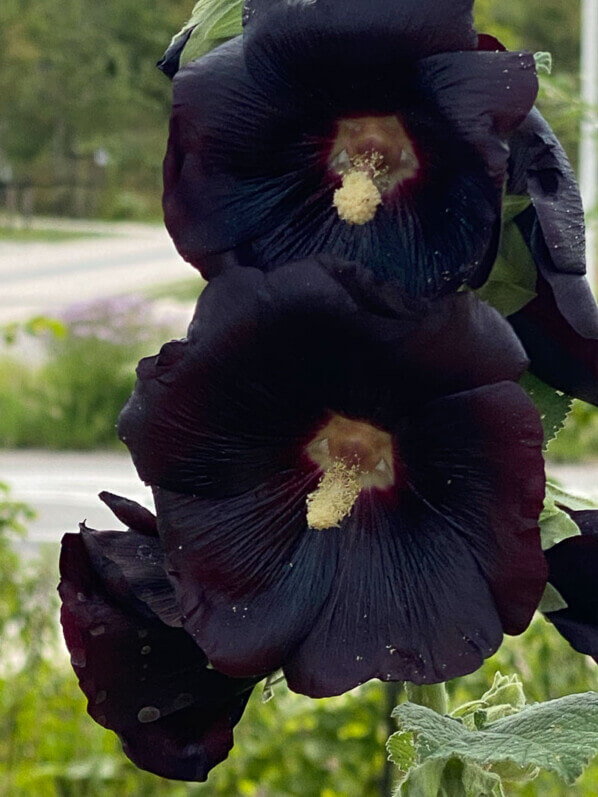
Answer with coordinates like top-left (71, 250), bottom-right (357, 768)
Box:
top-left (59, 501), bottom-right (259, 782)
top-left (505, 108), bottom-right (598, 404)
top-left (243, 0), bottom-right (477, 98)
top-left (163, 34), bottom-right (536, 294)
top-left (158, 26), bottom-right (196, 79)
top-left (120, 259), bottom-right (546, 696)
top-left (544, 510), bottom-right (598, 658)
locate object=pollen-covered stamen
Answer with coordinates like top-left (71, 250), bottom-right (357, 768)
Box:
top-left (306, 461), bottom-right (361, 530)
top-left (330, 115), bottom-right (418, 225)
top-left (333, 167), bottom-right (383, 226)
top-left (305, 415), bottom-right (395, 530)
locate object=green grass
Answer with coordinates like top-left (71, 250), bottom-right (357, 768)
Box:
top-left (145, 275), bottom-right (205, 303)
top-left (0, 225), bottom-right (105, 242)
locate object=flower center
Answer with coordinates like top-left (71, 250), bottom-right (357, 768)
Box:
top-left (305, 415), bottom-right (395, 530)
top-left (330, 115), bottom-right (419, 226)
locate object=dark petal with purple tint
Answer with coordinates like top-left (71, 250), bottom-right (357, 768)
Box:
top-left (509, 267), bottom-right (598, 405)
top-left (153, 472), bottom-right (338, 678)
top-left (80, 524), bottom-right (182, 627)
top-left (416, 51), bottom-right (538, 185)
top-left (119, 262), bottom-right (529, 494)
top-left (504, 108), bottom-right (598, 403)
top-left (401, 383), bottom-right (546, 634)
top-left (59, 531), bottom-right (258, 781)
top-left (285, 383), bottom-right (545, 697)
top-left (157, 27), bottom-right (196, 79)
top-left (545, 511), bottom-right (598, 657)
top-left (243, 0), bottom-right (477, 99)
top-left (163, 37), bottom-right (317, 271)
top-left (508, 108), bottom-right (586, 276)
top-left (99, 491), bottom-right (158, 536)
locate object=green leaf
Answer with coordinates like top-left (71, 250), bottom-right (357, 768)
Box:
top-left (520, 372), bottom-right (572, 447)
top-left (540, 499), bottom-right (581, 550)
top-left (538, 582), bottom-right (568, 613)
top-left (394, 758), bottom-right (446, 797)
top-left (539, 481), bottom-right (598, 550)
top-left (502, 194), bottom-right (532, 223)
top-left (176, 0), bottom-right (243, 66)
top-left (395, 757), bottom-right (504, 796)
top-left (388, 731), bottom-right (417, 773)
top-left (393, 693), bottom-right (598, 785)
top-left (546, 480), bottom-right (598, 511)
top-left (475, 200), bottom-right (537, 316)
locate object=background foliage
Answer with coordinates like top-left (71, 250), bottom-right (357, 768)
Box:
top-left (0, 0), bottom-right (586, 220)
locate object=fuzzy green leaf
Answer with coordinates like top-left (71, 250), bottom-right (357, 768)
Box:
top-left (520, 372), bottom-right (572, 447)
top-left (394, 756), bottom-right (504, 796)
top-left (393, 693), bottom-right (598, 785)
top-left (388, 731), bottom-right (417, 773)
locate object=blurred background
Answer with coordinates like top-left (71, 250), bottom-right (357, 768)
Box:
top-left (0, 0), bottom-right (597, 794)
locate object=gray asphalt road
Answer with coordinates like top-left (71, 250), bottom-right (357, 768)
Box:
top-left (2, 450), bottom-right (598, 547)
top-left (0, 220), bottom-right (192, 323)
top-left (1, 450), bottom-right (151, 547)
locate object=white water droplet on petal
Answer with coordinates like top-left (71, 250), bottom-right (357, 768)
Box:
top-left (70, 648), bottom-right (87, 667)
top-left (137, 706), bottom-right (161, 723)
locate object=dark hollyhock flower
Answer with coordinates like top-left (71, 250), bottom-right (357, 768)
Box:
top-left (544, 510), bottom-right (598, 660)
top-left (506, 109), bottom-right (598, 405)
top-left (162, 0), bottom-right (538, 294)
top-left (59, 492), bottom-right (260, 782)
top-left (119, 258), bottom-right (546, 698)
top-left (475, 29), bottom-right (598, 404)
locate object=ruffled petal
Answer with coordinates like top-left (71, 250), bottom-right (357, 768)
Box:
top-left (508, 108), bottom-right (586, 276)
top-left (502, 109), bottom-right (598, 403)
top-left (120, 262), bottom-right (530, 494)
top-left (401, 383), bottom-right (546, 632)
top-left (284, 382), bottom-right (545, 697)
top-left (509, 268), bottom-right (598, 405)
top-left (544, 510), bottom-right (598, 658)
top-left (243, 0), bottom-right (477, 99)
top-left (163, 36), bottom-right (321, 272)
top-left (416, 51), bottom-right (538, 185)
top-left (153, 471), bottom-right (338, 677)
top-left (59, 528), bottom-right (258, 781)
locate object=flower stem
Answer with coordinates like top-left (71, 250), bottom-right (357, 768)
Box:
top-left (380, 682), bottom-right (403, 796)
top-left (404, 682), bottom-right (448, 714)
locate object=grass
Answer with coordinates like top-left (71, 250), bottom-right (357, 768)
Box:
top-left (0, 225), bottom-right (105, 242)
top-left (145, 275), bottom-right (205, 302)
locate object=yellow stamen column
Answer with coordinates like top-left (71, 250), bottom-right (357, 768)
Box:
top-left (306, 461), bottom-right (362, 530)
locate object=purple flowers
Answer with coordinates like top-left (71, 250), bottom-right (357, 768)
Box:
top-left (118, 259), bottom-right (546, 697)
top-left (59, 492), bottom-right (260, 781)
top-left (57, 0), bottom-right (598, 785)
top-left (162, 3), bottom-right (537, 293)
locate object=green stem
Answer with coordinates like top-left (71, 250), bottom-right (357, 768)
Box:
top-left (405, 682), bottom-right (448, 715)
top-left (380, 682), bottom-right (403, 796)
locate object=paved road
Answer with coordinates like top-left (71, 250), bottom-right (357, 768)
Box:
top-left (0, 450), bottom-right (151, 549)
top-left (0, 219), bottom-right (192, 323)
top-left (2, 450), bottom-right (598, 548)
